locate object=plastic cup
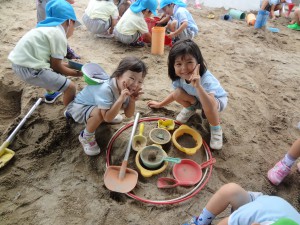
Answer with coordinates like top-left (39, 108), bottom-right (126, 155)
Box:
top-left (151, 27), bottom-right (165, 55)
top-left (246, 13), bottom-right (256, 26)
top-left (229, 9), bottom-right (246, 20)
top-left (254, 10), bottom-right (270, 29)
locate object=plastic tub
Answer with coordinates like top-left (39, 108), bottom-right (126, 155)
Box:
top-left (246, 13), bottom-right (256, 26)
top-left (229, 9), bottom-right (246, 20)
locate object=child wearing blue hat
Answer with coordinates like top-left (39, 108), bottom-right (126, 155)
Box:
top-left (113, 0), bottom-right (158, 47)
top-left (36, 0), bottom-right (80, 60)
top-left (8, 0), bottom-right (82, 106)
top-left (183, 183), bottom-right (300, 225)
top-left (160, 0), bottom-right (198, 42)
top-left (82, 0), bottom-right (119, 38)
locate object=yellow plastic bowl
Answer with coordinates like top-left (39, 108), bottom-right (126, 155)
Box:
top-left (135, 147), bottom-right (168, 178)
top-left (157, 119), bottom-right (175, 131)
top-left (172, 125), bottom-right (202, 155)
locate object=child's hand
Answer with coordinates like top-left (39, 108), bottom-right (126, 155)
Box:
top-left (189, 64), bottom-right (201, 88)
top-left (147, 100), bottom-right (161, 109)
top-left (130, 87), bottom-right (144, 101)
top-left (167, 32), bottom-right (175, 39)
top-left (120, 82), bottom-right (131, 101)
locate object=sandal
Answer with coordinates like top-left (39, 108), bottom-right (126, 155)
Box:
top-left (130, 41), bottom-right (145, 48)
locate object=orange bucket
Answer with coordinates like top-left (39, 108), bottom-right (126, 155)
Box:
top-left (246, 13), bottom-right (256, 26)
top-left (151, 27), bottom-right (165, 55)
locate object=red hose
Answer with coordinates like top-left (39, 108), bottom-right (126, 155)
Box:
top-left (105, 117), bottom-right (214, 205)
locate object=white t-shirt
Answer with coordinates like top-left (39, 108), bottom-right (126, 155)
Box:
top-left (85, 0), bottom-right (119, 21)
top-left (115, 8), bottom-right (148, 35)
top-left (8, 25), bottom-right (67, 69)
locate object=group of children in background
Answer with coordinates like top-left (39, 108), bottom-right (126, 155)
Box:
top-left (82, 0), bottom-right (199, 47)
top-left (7, 0), bottom-right (300, 224)
top-left (260, 0), bottom-right (300, 30)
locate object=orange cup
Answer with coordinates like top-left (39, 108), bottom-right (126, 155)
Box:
top-left (246, 13), bottom-right (256, 26)
top-left (151, 27), bottom-right (165, 55)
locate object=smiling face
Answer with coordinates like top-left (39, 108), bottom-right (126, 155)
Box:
top-left (174, 54), bottom-right (197, 81)
top-left (116, 70), bottom-right (144, 93)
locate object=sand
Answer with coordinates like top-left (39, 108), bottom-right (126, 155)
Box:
top-left (0, 0), bottom-right (300, 224)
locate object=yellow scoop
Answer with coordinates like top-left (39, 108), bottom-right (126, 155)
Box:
top-left (132, 123), bottom-right (147, 151)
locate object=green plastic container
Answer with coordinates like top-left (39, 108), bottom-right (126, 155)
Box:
top-left (229, 9), bottom-right (246, 20)
top-left (82, 63), bottom-right (109, 85)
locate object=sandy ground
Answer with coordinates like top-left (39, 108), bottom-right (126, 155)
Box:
top-left (0, 0), bottom-right (300, 224)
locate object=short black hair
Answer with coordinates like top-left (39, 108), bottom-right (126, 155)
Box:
top-left (167, 39), bottom-right (207, 81)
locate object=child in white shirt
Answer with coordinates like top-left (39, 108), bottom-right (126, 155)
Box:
top-left (82, 0), bottom-right (119, 38)
top-left (113, 0), bottom-right (158, 47)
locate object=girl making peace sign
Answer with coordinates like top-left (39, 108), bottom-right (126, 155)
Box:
top-left (148, 39), bottom-right (228, 150)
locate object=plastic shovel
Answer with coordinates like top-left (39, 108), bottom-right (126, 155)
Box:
top-left (132, 123), bottom-right (147, 151)
top-left (68, 60), bottom-right (84, 70)
top-left (104, 112), bottom-right (140, 193)
top-left (0, 98), bottom-right (43, 168)
top-left (157, 158), bottom-right (216, 188)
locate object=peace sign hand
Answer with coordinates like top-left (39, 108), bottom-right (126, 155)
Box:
top-left (120, 81), bottom-right (131, 101)
top-left (189, 64), bottom-right (201, 88)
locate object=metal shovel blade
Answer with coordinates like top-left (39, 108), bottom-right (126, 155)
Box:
top-left (104, 165), bottom-right (138, 193)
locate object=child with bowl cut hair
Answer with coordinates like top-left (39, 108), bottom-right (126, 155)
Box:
top-left (160, 0), bottom-right (198, 43)
top-left (9, 0), bottom-right (82, 106)
top-left (148, 39), bottom-right (227, 150)
top-left (113, 0), bottom-right (158, 47)
top-left (36, 0), bottom-right (80, 60)
top-left (65, 56), bottom-right (147, 156)
top-left (82, 0), bottom-right (119, 38)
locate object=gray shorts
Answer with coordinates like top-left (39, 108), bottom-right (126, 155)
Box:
top-left (194, 96), bottom-right (228, 112)
top-left (12, 64), bottom-right (71, 92)
top-left (82, 13), bottom-right (110, 34)
top-left (113, 29), bottom-right (141, 44)
top-left (66, 101), bottom-right (96, 124)
top-left (36, 0), bottom-right (49, 23)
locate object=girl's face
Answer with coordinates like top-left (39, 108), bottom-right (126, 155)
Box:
top-left (174, 54), bottom-right (197, 81)
top-left (116, 70), bottom-right (144, 93)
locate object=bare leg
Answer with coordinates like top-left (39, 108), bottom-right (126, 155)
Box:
top-left (206, 183), bottom-right (250, 216)
top-left (173, 88), bottom-right (197, 107)
top-left (86, 108), bottom-right (104, 133)
top-left (260, 0), bottom-right (269, 10)
top-left (63, 82), bottom-right (76, 106)
top-left (287, 138), bottom-right (300, 159)
top-left (295, 8), bottom-right (300, 25)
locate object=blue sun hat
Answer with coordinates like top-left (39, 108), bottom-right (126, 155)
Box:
top-left (37, 0), bottom-right (81, 28)
top-left (160, 0), bottom-right (186, 9)
top-left (130, 0), bottom-right (158, 16)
